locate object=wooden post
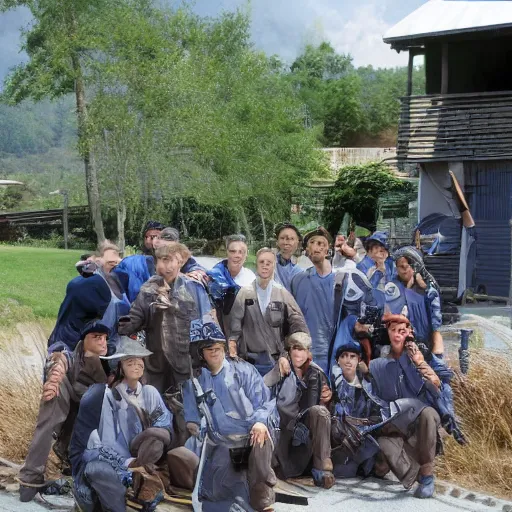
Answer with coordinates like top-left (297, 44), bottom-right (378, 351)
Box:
top-left (407, 50), bottom-right (415, 96)
top-left (62, 190), bottom-right (69, 250)
top-left (441, 43), bottom-right (449, 94)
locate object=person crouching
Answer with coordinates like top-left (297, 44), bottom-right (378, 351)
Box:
top-left (264, 332), bottom-right (335, 489)
top-left (69, 337), bottom-right (176, 512)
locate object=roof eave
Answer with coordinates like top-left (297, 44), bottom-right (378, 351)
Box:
top-left (384, 23), bottom-right (512, 50)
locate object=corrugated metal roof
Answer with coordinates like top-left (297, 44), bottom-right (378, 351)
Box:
top-left (384, 1), bottom-right (512, 45)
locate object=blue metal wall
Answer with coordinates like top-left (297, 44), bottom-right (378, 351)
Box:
top-left (465, 161), bottom-right (512, 297)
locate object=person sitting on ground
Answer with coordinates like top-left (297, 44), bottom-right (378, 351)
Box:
top-left (369, 314), bottom-right (442, 499)
top-left (273, 222), bottom-right (303, 292)
top-left (207, 234), bottom-right (256, 336)
top-left (182, 319), bottom-right (276, 512)
top-left (357, 232), bottom-right (395, 291)
top-left (115, 226), bottom-right (205, 303)
top-left (19, 322), bottom-right (111, 503)
top-left (264, 332), bottom-right (335, 489)
top-left (69, 336), bottom-right (186, 512)
top-left (330, 338), bottom-right (387, 478)
top-left (118, 242), bottom-right (214, 444)
top-left (228, 247), bottom-right (309, 377)
top-left (387, 246), bottom-right (444, 356)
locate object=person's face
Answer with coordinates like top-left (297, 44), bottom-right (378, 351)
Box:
top-left (277, 228), bottom-right (299, 257)
top-left (227, 241), bottom-right (248, 273)
top-left (290, 347), bottom-right (309, 368)
top-left (307, 236), bottom-right (329, 264)
top-left (83, 332), bottom-right (108, 356)
top-left (368, 244), bottom-right (389, 263)
top-left (338, 351), bottom-right (359, 379)
top-left (156, 254), bottom-right (183, 283)
top-left (256, 252), bottom-right (275, 280)
top-left (202, 343), bottom-right (226, 369)
top-left (121, 357), bottom-right (144, 381)
top-left (144, 229), bottom-right (161, 250)
top-left (101, 249), bottom-right (121, 273)
top-left (396, 257), bottom-right (414, 283)
top-left (388, 322), bottom-right (411, 355)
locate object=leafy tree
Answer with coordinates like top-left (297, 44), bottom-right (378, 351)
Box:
top-left (323, 162), bottom-right (414, 233)
top-left (0, 0), bottom-right (128, 242)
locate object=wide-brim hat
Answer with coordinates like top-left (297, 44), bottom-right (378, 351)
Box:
top-left (100, 336), bottom-right (153, 360)
top-left (302, 226), bottom-right (333, 249)
top-left (80, 321), bottom-right (110, 340)
top-left (190, 319), bottom-right (226, 344)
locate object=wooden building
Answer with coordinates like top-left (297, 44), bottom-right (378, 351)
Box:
top-left (384, 0), bottom-right (512, 299)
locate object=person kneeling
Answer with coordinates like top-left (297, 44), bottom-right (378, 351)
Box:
top-left (183, 320), bottom-right (276, 512)
top-left (69, 337), bottom-right (176, 512)
top-left (330, 339), bottom-right (388, 478)
top-left (264, 332), bottom-right (335, 489)
top-left (370, 314), bottom-right (442, 499)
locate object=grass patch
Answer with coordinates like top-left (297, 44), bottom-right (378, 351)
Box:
top-left (0, 245), bottom-right (84, 319)
top-left (437, 351), bottom-right (512, 498)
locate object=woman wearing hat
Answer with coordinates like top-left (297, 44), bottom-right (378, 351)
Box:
top-left (264, 332), bottom-right (335, 490)
top-left (273, 222), bottom-right (304, 292)
top-left (69, 336), bottom-right (177, 512)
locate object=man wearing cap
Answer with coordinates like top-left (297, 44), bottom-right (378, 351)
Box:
top-left (369, 314), bottom-right (442, 499)
top-left (290, 226), bottom-right (335, 374)
top-left (19, 322), bottom-right (111, 502)
top-left (69, 336), bottom-right (195, 512)
top-left (182, 319), bottom-right (276, 512)
top-left (330, 336), bottom-right (387, 478)
top-left (207, 234), bottom-right (256, 336)
top-left (264, 332), bottom-right (335, 489)
top-left (273, 222), bottom-right (304, 291)
top-left (115, 226), bottom-right (205, 303)
top-left (357, 231), bottom-right (395, 291)
top-left (141, 220), bottom-right (166, 255)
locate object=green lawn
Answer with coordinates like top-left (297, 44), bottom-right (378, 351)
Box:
top-left (0, 245), bottom-right (83, 320)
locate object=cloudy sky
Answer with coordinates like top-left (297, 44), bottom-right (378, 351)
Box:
top-left (0, 0), bottom-right (428, 83)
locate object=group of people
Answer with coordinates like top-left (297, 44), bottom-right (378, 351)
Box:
top-left (17, 220), bottom-right (464, 512)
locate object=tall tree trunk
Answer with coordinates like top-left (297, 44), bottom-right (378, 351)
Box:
top-left (72, 53), bottom-right (105, 243)
top-left (259, 207), bottom-right (267, 242)
top-left (117, 201), bottom-right (127, 256)
top-left (179, 197), bottom-right (189, 238)
top-left (240, 208), bottom-right (253, 243)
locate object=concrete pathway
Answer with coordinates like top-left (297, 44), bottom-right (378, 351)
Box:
top-left (5, 476), bottom-right (512, 512)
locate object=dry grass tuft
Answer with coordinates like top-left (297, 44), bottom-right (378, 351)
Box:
top-left (0, 324), bottom-right (46, 463)
top-left (437, 350), bottom-right (512, 498)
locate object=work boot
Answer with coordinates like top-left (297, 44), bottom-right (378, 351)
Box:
top-left (19, 483), bottom-right (43, 503)
top-left (311, 468), bottom-right (335, 489)
top-left (130, 465), bottom-right (164, 505)
top-left (414, 475), bottom-right (435, 499)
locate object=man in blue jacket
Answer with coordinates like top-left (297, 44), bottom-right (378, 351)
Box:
top-left (369, 314), bottom-right (442, 499)
top-left (182, 319), bottom-right (276, 512)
